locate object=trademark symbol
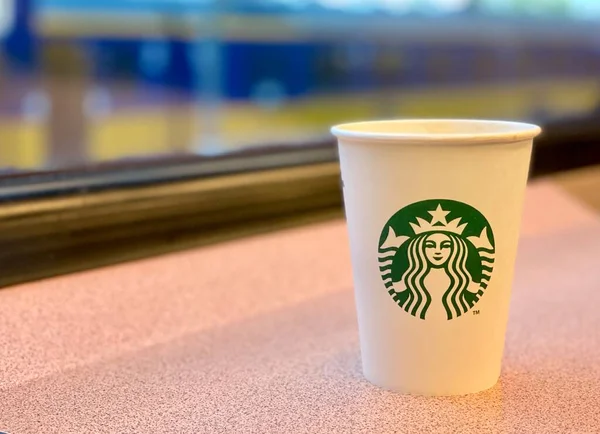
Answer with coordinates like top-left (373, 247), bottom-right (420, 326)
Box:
top-left (473, 310), bottom-right (480, 315)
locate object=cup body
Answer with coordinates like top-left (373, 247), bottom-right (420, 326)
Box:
top-left (332, 119), bottom-right (541, 395)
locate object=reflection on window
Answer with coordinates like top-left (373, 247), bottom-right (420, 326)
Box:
top-left (0, 0), bottom-right (598, 172)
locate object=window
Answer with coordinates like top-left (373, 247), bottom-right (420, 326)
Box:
top-left (0, 0), bottom-right (595, 171)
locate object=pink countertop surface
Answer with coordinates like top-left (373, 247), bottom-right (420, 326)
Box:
top-left (1, 180), bottom-right (599, 433)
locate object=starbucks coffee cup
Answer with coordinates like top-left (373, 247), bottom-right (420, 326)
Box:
top-left (332, 119), bottom-right (541, 396)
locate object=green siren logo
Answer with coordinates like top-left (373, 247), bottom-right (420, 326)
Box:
top-left (378, 199), bottom-right (495, 320)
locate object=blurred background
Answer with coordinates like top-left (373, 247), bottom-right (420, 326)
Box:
top-left (1, 0), bottom-right (600, 172)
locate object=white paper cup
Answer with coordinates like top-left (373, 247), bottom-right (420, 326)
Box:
top-left (332, 119), bottom-right (541, 396)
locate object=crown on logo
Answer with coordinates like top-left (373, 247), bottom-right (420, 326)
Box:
top-left (409, 204), bottom-right (466, 235)
top-left (380, 203), bottom-right (495, 251)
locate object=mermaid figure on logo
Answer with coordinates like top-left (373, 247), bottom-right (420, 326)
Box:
top-left (378, 204), bottom-right (495, 320)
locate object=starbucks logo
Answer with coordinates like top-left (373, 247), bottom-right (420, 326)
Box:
top-left (378, 199), bottom-right (495, 320)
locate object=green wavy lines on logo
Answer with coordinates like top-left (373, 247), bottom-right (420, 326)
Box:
top-left (378, 199), bottom-right (495, 321)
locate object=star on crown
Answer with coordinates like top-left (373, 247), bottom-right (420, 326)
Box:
top-left (410, 204), bottom-right (467, 235)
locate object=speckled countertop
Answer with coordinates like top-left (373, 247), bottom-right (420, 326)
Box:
top-left (1, 180), bottom-right (599, 434)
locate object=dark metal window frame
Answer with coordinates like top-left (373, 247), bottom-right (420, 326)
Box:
top-left (0, 140), bottom-right (340, 288)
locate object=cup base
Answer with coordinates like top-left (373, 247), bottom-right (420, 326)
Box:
top-left (363, 371), bottom-right (501, 396)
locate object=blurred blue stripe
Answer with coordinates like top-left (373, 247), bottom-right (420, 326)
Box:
top-left (38, 0), bottom-right (212, 13)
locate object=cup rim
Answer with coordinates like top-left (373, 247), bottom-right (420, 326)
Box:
top-left (331, 119), bottom-right (542, 145)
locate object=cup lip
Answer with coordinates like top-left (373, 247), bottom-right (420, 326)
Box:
top-left (331, 118), bottom-right (542, 145)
